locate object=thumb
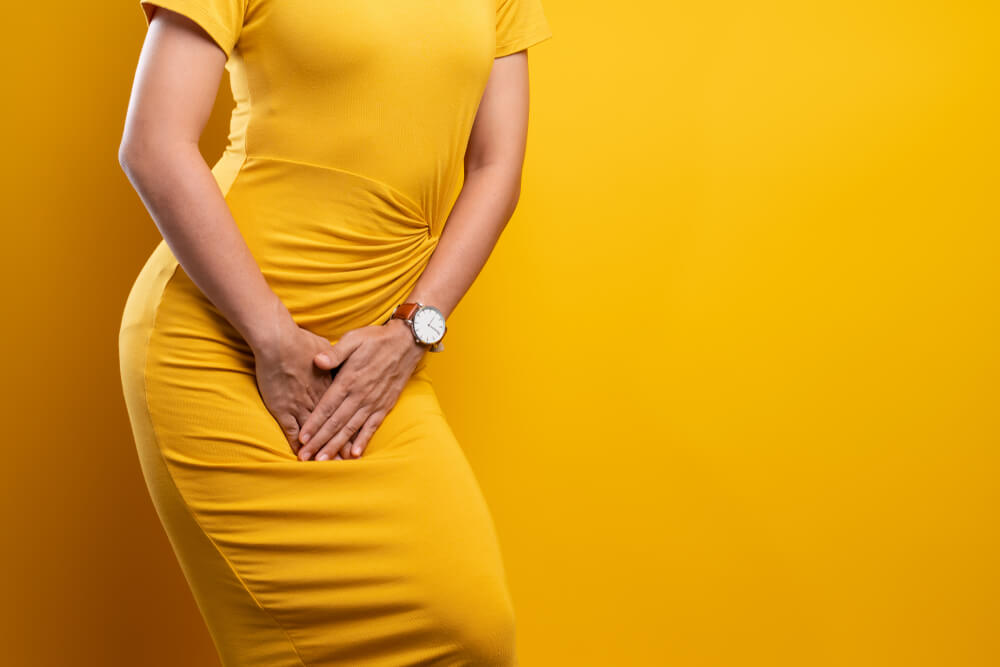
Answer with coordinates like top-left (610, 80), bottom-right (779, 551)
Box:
top-left (314, 336), bottom-right (358, 370)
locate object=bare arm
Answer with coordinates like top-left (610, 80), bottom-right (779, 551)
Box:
top-left (118, 8), bottom-right (296, 352)
top-left (119, 8), bottom-right (339, 455)
top-left (398, 50), bottom-right (533, 318)
top-left (298, 50), bottom-right (539, 461)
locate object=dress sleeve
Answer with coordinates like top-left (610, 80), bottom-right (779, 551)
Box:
top-left (139, 0), bottom-right (248, 58)
top-left (495, 0), bottom-right (553, 58)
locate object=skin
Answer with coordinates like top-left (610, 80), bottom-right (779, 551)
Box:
top-left (120, 8), bottom-right (534, 462)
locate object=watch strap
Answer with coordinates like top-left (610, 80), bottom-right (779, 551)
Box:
top-left (390, 302), bottom-right (421, 322)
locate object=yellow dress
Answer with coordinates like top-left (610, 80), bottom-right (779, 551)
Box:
top-left (118, 1), bottom-right (552, 664)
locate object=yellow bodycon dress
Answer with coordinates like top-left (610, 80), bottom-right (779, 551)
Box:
top-left (117, 1), bottom-right (552, 665)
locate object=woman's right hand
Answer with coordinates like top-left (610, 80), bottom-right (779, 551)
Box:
top-left (250, 316), bottom-right (344, 459)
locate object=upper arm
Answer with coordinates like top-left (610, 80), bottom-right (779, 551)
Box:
top-left (465, 54), bottom-right (531, 174)
top-left (466, 0), bottom-right (553, 172)
top-left (140, 0), bottom-right (248, 59)
top-left (120, 1), bottom-right (248, 161)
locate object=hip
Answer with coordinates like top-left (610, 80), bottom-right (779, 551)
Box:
top-left (119, 239), bottom-right (431, 374)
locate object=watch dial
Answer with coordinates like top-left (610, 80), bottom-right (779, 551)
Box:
top-left (413, 307), bottom-right (445, 344)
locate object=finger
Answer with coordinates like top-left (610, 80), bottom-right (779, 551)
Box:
top-left (298, 393), bottom-right (363, 461)
top-left (348, 410), bottom-right (384, 458)
top-left (339, 439), bottom-right (352, 460)
top-left (336, 406), bottom-right (376, 459)
top-left (305, 366), bottom-right (335, 411)
top-left (313, 332), bottom-right (363, 371)
top-left (298, 379), bottom-right (351, 447)
top-left (277, 413), bottom-right (301, 452)
top-left (298, 391), bottom-right (360, 459)
top-left (316, 407), bottom-right (372, 461)
top-left (339, 410), bottom-right (378, 460)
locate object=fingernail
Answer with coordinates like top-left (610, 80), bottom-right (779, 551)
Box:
top-left (316, 453), bottom-right (329, 461)
top-left (300, 432), bottom-right (310, 443)
top-left (352, 445), bottom-right (361, 456)
top-left (317, 354), bottom-right (330, 364)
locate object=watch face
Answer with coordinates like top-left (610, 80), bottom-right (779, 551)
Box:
top-left (412, 306), bottom-right (446, 344)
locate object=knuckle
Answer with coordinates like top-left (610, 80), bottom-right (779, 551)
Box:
top-left (355, 421), bottom-right (376, 441)
top-left (323, 433), bottom-right (337, 447)
top-left (310, 432), bottom-right (333, 450)
top-left (313, 400), bottom-right (335, 419)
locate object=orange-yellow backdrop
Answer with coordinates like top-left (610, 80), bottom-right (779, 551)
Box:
top-left (2, 1), bottom-right (997, 665)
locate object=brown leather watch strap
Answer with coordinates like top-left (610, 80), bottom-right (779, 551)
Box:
top-left (390, 302), bottom-right (421, 321)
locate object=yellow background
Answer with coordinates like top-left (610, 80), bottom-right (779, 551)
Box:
top-left (2, 1), bottom-right (997, 665)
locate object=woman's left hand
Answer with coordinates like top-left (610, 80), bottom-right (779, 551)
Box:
top-left (296, 319), bottom-right (427, 461)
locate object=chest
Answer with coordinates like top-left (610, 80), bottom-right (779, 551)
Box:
top-left (243, 0), bottom-right (497, 82)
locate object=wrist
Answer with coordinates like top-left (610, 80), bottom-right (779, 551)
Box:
top-left (244, 296), bottom-right (298, 355)
top-left (385, 316), bottom-right (428, 351)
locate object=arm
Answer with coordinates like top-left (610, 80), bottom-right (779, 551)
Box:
top-left (119, 8), bottom-right (337, 453)
top-left (297, 50), bottom-right (537, 461)
top-left (118, 8), bottom-right (295, 351)
top-left (396, 50), bottom-right (532, 319)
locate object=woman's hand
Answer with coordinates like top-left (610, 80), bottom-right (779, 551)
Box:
top-left (252, 317), bottom-right (345, 458)
top-left (296, 319), bottom-right (427, 461)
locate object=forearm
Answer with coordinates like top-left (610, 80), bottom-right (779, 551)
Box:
top-left (119, 141), bottom-right (295, 352)
top-left (403, 163), bottom-right (522, 318)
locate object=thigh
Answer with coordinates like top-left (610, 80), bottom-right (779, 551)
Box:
top-left (125, 252), bottom-right (518, 664)
top-left (146, 348), bottom-right (516, 664)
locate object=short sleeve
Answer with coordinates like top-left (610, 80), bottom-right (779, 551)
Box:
top-left (140, 0), bottom-right (248, 58)
top-left (495, 0), bottom-right (553, 58)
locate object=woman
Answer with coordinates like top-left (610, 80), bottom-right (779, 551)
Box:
top-left (117, 0), bottom-right (553, 664)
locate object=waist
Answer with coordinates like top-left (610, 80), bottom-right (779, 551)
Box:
top-left (223, 156), bottom-right (441, 337)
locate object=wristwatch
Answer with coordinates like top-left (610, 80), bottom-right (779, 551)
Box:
top-left (387, 301), bottom-right (447, 352)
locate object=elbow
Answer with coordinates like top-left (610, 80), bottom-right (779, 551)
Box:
top-left (507, 181), bottom-right (522, 221)
top-left (119, 135), bottom-right (201, 180)
top-left (118, 138), bottom-right (164, 186)
top-left (118, 139), bottom-right (144, 176)
top-left (501, 170), bottom-right (522, 222)
top-left (118, 128), bottom-right (165, 175)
